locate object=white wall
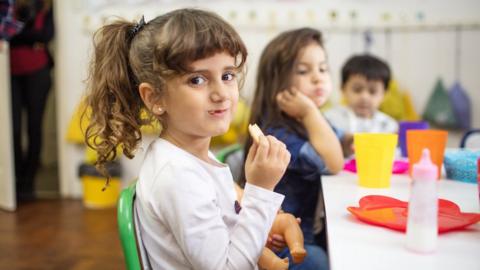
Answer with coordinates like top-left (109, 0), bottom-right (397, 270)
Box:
top-left (54, 0), bottom-right (480, 197)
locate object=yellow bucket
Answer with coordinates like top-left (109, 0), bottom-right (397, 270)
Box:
top-left (81, 176), bottom-right (121, 208)
top-left (79, 162), bottom-right (122, 208)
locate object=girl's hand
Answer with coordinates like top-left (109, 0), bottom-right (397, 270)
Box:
top-left (276, 88), bottom-right (317, 121)
top-left (266, 217), bottom-right (301, 252)
top-left (244, 135), bottom-right (290, 191)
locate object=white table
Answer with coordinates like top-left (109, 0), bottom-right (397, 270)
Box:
top-left (322, 172), bottom-right (480, 270)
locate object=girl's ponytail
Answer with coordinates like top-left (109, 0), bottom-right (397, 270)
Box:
top-left (84, 20), bottom-right (144, 180)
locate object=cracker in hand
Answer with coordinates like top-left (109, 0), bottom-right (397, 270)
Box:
top-left (248, 123), bottom-right (264, 143)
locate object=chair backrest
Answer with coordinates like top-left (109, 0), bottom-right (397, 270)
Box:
top-left (117, 181), bottom-right (151, 270)
top-left (216, 144), bottom-right (244, 182)
top-left (460, 129), bottom-right (480, 148)
top-left (216, 143), bottom-right (242, 163)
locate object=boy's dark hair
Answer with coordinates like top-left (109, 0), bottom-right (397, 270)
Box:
top-left (341, 54), bottom-right (391, 90)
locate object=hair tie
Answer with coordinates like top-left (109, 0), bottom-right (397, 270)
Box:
top-left (129, 15), bottom-right (146, 39)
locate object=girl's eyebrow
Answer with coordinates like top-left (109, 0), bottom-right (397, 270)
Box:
top-left (297, 61), bottom-right (327, 66)
top-left (189, 65), bottom-right (237, 73)
top-left (223, 65), bottom-right (237, 71)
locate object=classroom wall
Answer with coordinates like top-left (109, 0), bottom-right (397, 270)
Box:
top-left (54, 0), bottom-right (480, 197)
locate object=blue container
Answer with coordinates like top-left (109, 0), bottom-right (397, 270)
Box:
top-left (443, 149), bottom-right (480, 183)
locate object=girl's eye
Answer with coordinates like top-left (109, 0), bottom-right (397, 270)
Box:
top-left (319, 65), bottom-right (329, 73)
top-left (190, 76), bottom-right (206, 85)
top-left (296, 69), bottom-right (308, 75)
top-left (222, 72), bottom-right (236, 81)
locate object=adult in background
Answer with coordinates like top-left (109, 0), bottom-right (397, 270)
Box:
top-left (10, 0), bottom-right (53, 200)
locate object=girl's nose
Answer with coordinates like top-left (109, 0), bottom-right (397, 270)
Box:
top-left (312, 71), bottom-right (322, 84)
top-left (210, 83), bottom-right (228, 102)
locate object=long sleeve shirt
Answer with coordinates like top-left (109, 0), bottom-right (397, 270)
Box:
top-left (9, 3), bottom-right (54, 75)
top-left (135, 138), bottom-right (284, 270)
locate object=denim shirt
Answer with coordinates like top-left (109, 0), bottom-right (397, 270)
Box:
top-left (266, 126), bottom-right (344, 244)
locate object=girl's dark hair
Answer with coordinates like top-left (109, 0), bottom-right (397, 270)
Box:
top-left (239, 27), bottom-right (324, 185)
top-left (341, 54), bottom-right (391, 90)
top-left (84, 9), bottom-right (247, 179)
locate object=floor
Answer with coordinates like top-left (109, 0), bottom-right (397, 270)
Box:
top-left (0, 199), bottom-right (124, 270)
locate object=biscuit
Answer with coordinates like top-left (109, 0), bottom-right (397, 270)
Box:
top-left (248, 124), bottom-right (264, 143)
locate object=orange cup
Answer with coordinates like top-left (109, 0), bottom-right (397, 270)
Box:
top-left (406, 130), bottom-right (448, 179)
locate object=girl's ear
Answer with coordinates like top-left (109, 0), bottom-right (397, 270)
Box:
top-left (138, 82), bottom-right (165, 115)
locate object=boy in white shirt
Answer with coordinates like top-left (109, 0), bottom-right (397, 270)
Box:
top-left (325, 54), bottom-right (398, 135)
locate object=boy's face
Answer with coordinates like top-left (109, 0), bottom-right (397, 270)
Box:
top-left (290, 43), bottom-right (332, 107)
top-left (342, 74), bottom-right (385, 118)
top-left (161, 51), bottom-right (239, 140)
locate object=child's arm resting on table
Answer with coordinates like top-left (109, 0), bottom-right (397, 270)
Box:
top-left (302, 110), bottom-right (344, 173)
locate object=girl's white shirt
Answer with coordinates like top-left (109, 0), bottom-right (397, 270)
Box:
top-left (324, 105), bottom-right (398, 134)
top-left (135, 138), bottom-right (284, 270)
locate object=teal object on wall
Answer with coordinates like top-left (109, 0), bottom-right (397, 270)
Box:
top-left (423, 79), bottom-right (458, 129)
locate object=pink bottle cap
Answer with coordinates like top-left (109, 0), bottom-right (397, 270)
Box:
top-left (412, 148), bottom-right (438, 180)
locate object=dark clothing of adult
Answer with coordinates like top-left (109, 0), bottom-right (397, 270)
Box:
top-left (9, 0), bottom-right (53, 199)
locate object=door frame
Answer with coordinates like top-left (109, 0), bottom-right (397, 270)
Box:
top-left (0, 41), bottom-right (16, 211)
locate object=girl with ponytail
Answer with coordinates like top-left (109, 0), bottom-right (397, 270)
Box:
top-left (85, 9), bottom-right (291, 269)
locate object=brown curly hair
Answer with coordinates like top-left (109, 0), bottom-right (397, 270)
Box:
top-left (84, 8), bottom-right (247, 180)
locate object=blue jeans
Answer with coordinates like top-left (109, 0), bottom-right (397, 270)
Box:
top-left (276, 244), bottom-right (329, 270)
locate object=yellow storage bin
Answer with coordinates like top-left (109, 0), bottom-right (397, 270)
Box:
top-left (79, 162), bottom-right (122, 209)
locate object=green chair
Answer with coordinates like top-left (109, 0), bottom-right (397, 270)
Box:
top-left (216, 143), bottom-right (244, 183)
top-left (216, 143), bottom-right (242, 163)
top-left (117, 182), bottom-right (151, 270)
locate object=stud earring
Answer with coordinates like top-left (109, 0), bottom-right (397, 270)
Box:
top-left (153, 106), bottom-right (164, 114)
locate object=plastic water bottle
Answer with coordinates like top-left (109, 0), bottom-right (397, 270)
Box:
top-left (406, 148), bottom-right (438, 253)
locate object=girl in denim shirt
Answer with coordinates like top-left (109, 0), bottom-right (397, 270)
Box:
top-left (241, 28), bottom-right (344, 270)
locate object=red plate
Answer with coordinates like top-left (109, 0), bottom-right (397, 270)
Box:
top-left (347, 195), bottom-right (480, 233)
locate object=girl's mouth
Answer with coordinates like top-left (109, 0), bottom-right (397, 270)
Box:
top-left (208, 109), bottom-right (228, 116)
top-left (314, 89), bottom-right (324, 96)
